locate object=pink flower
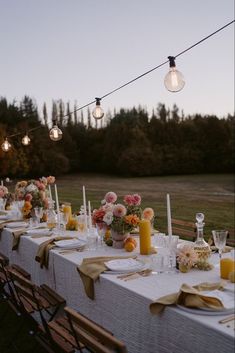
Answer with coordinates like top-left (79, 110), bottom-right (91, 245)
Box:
top-left (47, 176), bottom-right (55, 184)
top-left (113, 204), bottom-right (127, 218)
top-left (143, 207), bottom-right (154, 220)
top-left (104, 192), bottom-right (117, 204)
top-left (25, 193), bottom-right (33, 202)
top-left (132, 194), bottom-right (141, 206)
top-left (123, 194), bottom-right (133, 206)
top-left (123, 193), bottom-right (141, 206)
top-left (35, 181), bottom-right (46, 191)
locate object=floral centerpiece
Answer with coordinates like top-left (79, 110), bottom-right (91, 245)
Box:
top-left (15, 176), bottom-right (55, 218)
top-left (93, 191), bottom-right (146, 248)
top-left (0, 185), bottom-right (8, 199)
top-left (176, 245), bottom-right (198, 272)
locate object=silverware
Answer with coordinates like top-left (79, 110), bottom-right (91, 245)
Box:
top-left (58, 247), bottom-right (85, 255)
top-left (218, 315), bottom-right (235, 324)
top-left (117, 269), bottom-right (152, 280)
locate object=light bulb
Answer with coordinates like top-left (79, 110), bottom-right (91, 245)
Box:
top-left (164, 56), bottom-right (185, 92)
top-left (49, 125), bottom-right (63, 141)
top-left (1, 138), bottom-right (11, 152)
top-left (92, 98), bottom-right (104, 120)
top-left (22, 134), bottom-right (31, 146)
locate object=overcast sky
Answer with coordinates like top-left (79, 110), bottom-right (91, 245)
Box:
top-left (0, 0), bottom-right (234, 121)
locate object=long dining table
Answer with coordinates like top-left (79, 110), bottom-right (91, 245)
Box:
top-left (0, 226), bottom-right (234, 353)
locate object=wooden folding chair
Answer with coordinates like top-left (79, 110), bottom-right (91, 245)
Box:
top-left (47, 306), bottom-right (127, 353)
top-left (227, 229), bottom-right (235, 247)
top-left (171, 218), bottom-right (197, 241)
top-left (7, 268), bottom-right (69, 353)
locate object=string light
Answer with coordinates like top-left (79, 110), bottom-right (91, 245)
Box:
top-left (21, 133), bottom-right (31, 146)
top-left (92, 98), bottom-right (104, 120)
top-left (164, 56), bottom-right (185, 92)
top-left (1, 138), bottom-right (11, 152)
top-left (0, 20), bottom-right (234, 151)
top-left (49, 122), bottom-right (63, 141)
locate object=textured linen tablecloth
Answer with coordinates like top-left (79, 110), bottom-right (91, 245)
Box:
top-left (0, 228), bottom-right (234, 353)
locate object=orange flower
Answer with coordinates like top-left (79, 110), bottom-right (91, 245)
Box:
top-left (124, 214), bottom-right (140, 227)
top-left (24, 201), bottom-right (32, 210)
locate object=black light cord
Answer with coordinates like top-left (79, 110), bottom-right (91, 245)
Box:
top-left (3, 19), bottom-right (235, 137)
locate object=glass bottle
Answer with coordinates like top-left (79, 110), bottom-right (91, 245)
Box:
top-left (193, 213), bottom-right (211, 262)
top-left (46, 200), bottom-right (57, 230)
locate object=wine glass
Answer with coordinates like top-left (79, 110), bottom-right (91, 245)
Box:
top-left (34, 207), bottom-right (43, 226)
top-left (96, 222), bottom-right (108, 247)
top-left (165, 235), bottom-right (179, 273)
top-left (59, 212), bottom-right (69, 236)
top-left (212, 230), bottom-right (228, 259)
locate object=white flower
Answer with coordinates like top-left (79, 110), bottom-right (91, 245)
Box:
top-left (26, 183), bottom-right (38, 193)
top-left (103, 211), bottom-right (113, 225)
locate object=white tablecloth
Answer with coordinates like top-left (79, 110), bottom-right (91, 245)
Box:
top-left (0, 228), bottom-right (234, 353)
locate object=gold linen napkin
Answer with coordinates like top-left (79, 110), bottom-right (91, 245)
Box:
top-left (12, 229), bottom-right (28, 250)
top-left (150, 282), bottom-right (225, 314)
top-left (78, 255), bottom-right (137, 300)
top-left (0, 220), bottom-right (27, 238)
top-left (35, 236), bottom-right (74, 269)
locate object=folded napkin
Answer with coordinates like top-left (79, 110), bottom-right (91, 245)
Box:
top-left (12, 229), bottom-right (28, 250)
top-left (78, 255), bottom-right (137, 300)
top-left (35, 236), bottom-right (74, 269)
top-left (0, 220), bottom-right (25, 237)
top-left (150, 282), bottom-right (225, 314)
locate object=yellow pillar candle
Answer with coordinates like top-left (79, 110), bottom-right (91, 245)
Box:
top-left (220, 258), bottom-right (235, 279)
top-left (139, 219), bottom-right (151, 255)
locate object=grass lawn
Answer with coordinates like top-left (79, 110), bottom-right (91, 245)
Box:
top-left (48, 173), bottom-right (234, 237)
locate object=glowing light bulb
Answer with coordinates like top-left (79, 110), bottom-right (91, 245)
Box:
top-left (1, 138), bottom-right (11, 152)
top-left (49, 125), bottom-right (63, 141)
top-left (164, 56), bottom-right (185, 92)
top-left (92, 98), bottom-right (104, 120)
top-left (22, 134), bottom-right (31, 146)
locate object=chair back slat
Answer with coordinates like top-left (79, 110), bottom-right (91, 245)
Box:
top-left (171, 218), bottom-right (196, 240)
top-left (65, 307), bottom-right (127, 353)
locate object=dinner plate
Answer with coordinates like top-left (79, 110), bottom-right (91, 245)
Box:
top-left (176, 288), bottom-right (235, 316)
top-left (54, 238), bottom-right (86, 249)
top-left (176, 305), bottom-right (234, 316)
top-left (0, 215), bottom-right (8, 220)
top-left (104, 258), bottom-right (146, 273)
top-left (5, 222), bottom-right (28, 228)
top-left (26, 229), bottom-right (52, 236)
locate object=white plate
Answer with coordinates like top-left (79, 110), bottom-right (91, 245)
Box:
top-left (0, 215), bottom-right (8, 220)
top-left (176, 305), bottom-right (234, 316)
top-left (5, 222), bottom-right (28, 228)
top-left (104, 259), bottom-right (146, 273)
top-left (54, 238), bottom-right (86, 249)
top-left (176, 288), bottom-right (234, 316)
top-left (26, 229), bottom-right (52, 236)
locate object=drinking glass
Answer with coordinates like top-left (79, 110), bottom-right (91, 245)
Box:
top-left (212, 230), bottom-right (228, 259)
top-left (0, 198), bottom-right (7, 211)
top-left (59, 212), bottom-right (70, 235)
top-left (165, 235), bottom-right (179, 273)
top-left (96, 222), bottom-right (108, 247)
top-left (87, 227), bottom-right (98, 250)
top-left (34, 207), bottom-right (43, 226)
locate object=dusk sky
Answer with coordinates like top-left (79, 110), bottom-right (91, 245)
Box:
top-left (0, 0), bottom-right (234, 122)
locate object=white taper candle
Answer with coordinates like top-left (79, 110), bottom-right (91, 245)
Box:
top-left (88, 201), bottom-right (92, 230)
top-left (54, 184), bottom-right (60, 216)
top-left (82, 186), bottom-right (88, 231)
top-left (167, 194), bottom-right (172, 239)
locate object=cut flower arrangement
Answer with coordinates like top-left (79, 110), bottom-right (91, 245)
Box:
top-left (93, 191), bottom-right (155, 237)
top-left (15, 176), bottom-right (55, 218)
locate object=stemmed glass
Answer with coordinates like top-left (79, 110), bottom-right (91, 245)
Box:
top-left (59, 212), bottom-right (69, 236)
top-left (34, 207), bottom-right (43, 226)
top-left (212, 230), bottom-right (228, 259)
top-left (96, 222), bottom-right (108, 248)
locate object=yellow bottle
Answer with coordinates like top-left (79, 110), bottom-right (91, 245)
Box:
top-left (139, 219), bottom-right (151, 255)
top-left (220, 258), bottom-right (235, 279)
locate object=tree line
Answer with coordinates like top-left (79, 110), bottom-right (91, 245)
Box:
top-left (0, 96), bottom-right (234, 178)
